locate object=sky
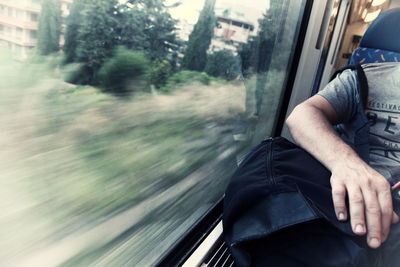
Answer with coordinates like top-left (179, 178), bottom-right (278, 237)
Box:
top-left (167, 0), bottom-right (270, 26)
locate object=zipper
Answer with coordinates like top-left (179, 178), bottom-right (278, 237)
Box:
top-left (265, 137), bottom-right (275, 185)
top-left (263, 136), bottom-right (273, 142)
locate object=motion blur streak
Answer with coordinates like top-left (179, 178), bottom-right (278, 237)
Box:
top-left (0, 49), bottom-right (247, 266)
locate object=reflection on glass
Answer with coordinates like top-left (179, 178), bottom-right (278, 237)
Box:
top-left (0, 0), bottom-right (306, 265)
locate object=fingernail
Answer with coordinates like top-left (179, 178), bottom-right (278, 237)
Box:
top-left (369, 237), bottom-right (381, 248)
top-left (338, 212), bottom-right (346, 221)
top-left (355, 224), bottom-right (365, 234)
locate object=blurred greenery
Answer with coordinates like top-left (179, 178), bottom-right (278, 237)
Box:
top-left (148, 60), bottom-right (173, 89)
top-left (161, 70), bottom-right (221, 92)
top-left (0, 47), bottom-right (246, 265)
top-left (62, 0), bottom-right (181, 85)
top-left (205, 49), bottom-right (241, 80)
top-left (37, 0), bottom-right (62, 56)
top-left (98, 47), bottom-right (150, 95)
top-left (0, 0), bottom-right (304, 264)
top-left (182, 0), bottom-right (216, 71)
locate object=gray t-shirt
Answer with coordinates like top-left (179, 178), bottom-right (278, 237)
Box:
top-left (318, 63), bottom-right (400, 182)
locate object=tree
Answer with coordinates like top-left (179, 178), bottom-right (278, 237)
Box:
top-left (37, 0), bottom-right (62, 55)
top-left (64, 0), bottom-right (89, 63)
top-left (75, 0), bottom-right (119, 84)
top-left (252, 0), bottom-right (286, 115)
top-left (122, 0), bottom-right (181, 63)
top-left (148, 60), bottom-right (172, 88)
top-left (237, 39), bottom-right (257, 78)
top-left (144, 11), bottom-right (180, 62)
top-left (114, 7), bottom-right (147, 54)
top-left (64, 0), bottom-right (180, 85)
top-left (181, 0), bottom-right (216, 71)
top-left (205, 50), bottom-right (240, 80)
top-left (98, 47), bottom-right (150, 95)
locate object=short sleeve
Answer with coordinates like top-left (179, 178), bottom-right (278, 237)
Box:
top-left (318, 69), bottom-right (359, 123)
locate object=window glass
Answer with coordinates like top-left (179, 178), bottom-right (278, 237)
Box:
top-left (30, 12), bottom-right (38, 22)
top-left (15, 27), bottom-right (23, 40)
top-left (29, 29), bottom-right (37, 40)
top-left (313, 0), bottom-right (341, 92)
top-left (0, 0), bottom-right (307, 266)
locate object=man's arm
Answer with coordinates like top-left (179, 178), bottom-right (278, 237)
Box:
top-left (286, 94), bottom-right (398, 249)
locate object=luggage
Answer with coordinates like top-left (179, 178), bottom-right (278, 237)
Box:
top-left (223, 137), bottom-right (373, 266)
top-left (222, 64), bottom-right (400, 266)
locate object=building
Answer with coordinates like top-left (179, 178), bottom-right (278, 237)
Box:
top-left (0, 0), bottom-right (73, 58)
top-left (210, 9), bottom-right (255, 53)
top-left (175, 8), bottom-right (255, 55)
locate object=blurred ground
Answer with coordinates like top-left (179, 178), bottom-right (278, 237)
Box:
top-left (0, 50), bottom-right (249, 266)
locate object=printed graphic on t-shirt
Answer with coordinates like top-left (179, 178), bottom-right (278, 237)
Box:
top-left (318, 63), bottom-right (400, 182)
top-left (367, 100), bottom-right (400, 181)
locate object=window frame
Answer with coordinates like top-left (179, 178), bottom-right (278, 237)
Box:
top-left (155, 0), bottom-right (314, 265)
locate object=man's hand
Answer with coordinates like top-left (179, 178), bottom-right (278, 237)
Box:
top-left (331, 160), bottom-right (399, 248)
top-left (286, 95), bottom-right (399, 249)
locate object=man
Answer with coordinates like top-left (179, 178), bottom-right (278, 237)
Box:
top-left (286, 62), bottom-right (400, 262)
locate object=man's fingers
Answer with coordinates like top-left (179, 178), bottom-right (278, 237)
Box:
top-left (377, 184), bottom-right (393, 242)
top-left (331, 181), bottom-right (347, 221)
top-left (363, 189), bottom-right (382, 248)
top-left (347, 187), bottom-right (366, 235)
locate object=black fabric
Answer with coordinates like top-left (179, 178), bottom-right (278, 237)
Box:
top-left (354, 64), bottom-right (369, 110)
top-left (244, 220), bottom-right (376, 267)
top-left (223, 137), bottom-right (400, 267)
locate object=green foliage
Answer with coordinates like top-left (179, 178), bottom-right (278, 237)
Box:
top-left (37, 0), bottom-right (62, 55)
top-left (255, 0), bottom-right (283, 73)
top-left (237, 0), bottom-right (286, 115)
top-left (114, 7), bottom-right (147, 53)
top-left (63, 0), bottom-right (89, 64)
top-left (162, 71), bottom-right (213, 92)
top-left (1, 49), bottom-right (244, 264)
top-left (148, 60), bottom-right (172, 89)
top-left (181, 0), bottom-right (216, 71)
top-left (98, 47), bottom-right (150, 95)
top-left (238, 0), bottom-right (285, 76)
top-left (121, 0), bottom-right (181, 63)
top-left (74, 0), bottom-right (119, 84)
top-left (205, 50), bottom-right (241, 80)
top-left (63, 0), bottom-right (180, 86)
top-left (237, 39), bottom-right (256, 78)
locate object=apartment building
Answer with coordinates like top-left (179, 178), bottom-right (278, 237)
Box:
top-left (176, 9), bottom-right (255, 55)
top-left (0, 0), bottom-right (73, 58)
top-left (211, 11), bottom-right (255, 53)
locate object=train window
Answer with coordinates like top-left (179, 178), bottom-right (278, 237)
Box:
top-left (0, 0), bottom-right (307, 265)
top-left (312, 0), bottom-right (342, 93)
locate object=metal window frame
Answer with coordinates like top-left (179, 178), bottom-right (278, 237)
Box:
top-left (155, 0), bottom-right (316, 265)
top-left (168, 0), bottom-right (357, 265)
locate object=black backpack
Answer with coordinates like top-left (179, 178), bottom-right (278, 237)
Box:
top-left (223, 64), bottom-right (400, 266)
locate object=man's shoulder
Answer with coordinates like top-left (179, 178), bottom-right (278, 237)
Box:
top-left (361, 62), bottom-right (400, 72)
top-left (361, 62), bottom-right (400, 87)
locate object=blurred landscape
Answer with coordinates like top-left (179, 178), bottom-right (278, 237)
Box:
top-left (0, 0), bottom-right (304, 265)
top-left (0, 49), bottom-right (251, 266)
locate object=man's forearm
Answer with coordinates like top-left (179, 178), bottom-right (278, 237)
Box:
top-left (286, 99), bottom-right (398, 249)
top-left (286, 102), bottom-right (366, 172)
